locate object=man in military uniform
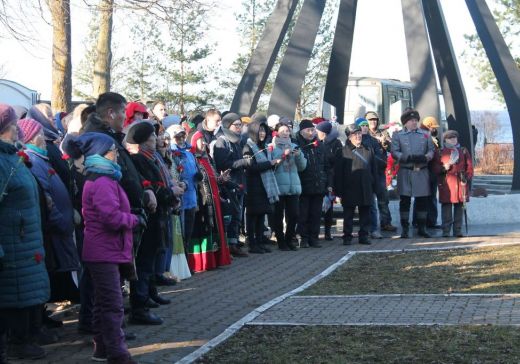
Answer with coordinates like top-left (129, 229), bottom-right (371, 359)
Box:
top-left (391, 109), bottom-right (435, 238)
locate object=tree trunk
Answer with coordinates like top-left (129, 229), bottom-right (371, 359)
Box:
top-left (93, 0), bottom-right (114, 98)
top-left (48, 0), bottom-right (72, 112)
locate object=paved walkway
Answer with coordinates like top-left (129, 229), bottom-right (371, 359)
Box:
top-left (11, 223), bottom-right (520, 364)
top-left (250, 294), bottom-right (520, 326)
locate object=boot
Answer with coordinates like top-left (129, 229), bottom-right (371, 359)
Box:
top-left (7, 343), bottom-right (46, 360)
top-left (0, 333), bottom-right (8, 364)
top-left (259, 236), bottom-right (272, 253)
top-left (324, 226), bottom-right (333, 241)
top-left (400, 220), bottom-right (409, 239)
top-left (277, 237), bottom-right (290, 251)
top-left (309, 237), bottom-right (322, 248)
top-left (248, 238), bottom-right (264, 254)
top-left (129, 308), bottom-right (163, 325)
top-left (149, 280), bottom-right (171, 305)
top-left (285, 236), bottom-right (298, 251)
top-left (417, 212), bottom-right (431, 238)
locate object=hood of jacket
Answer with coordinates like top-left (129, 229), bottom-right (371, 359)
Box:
top-left (247, 120), bottom-right (269, 147)
top-left (324, 127), bottom-right (339, 144)
top-left (26, 107), bottom-right (60, 142)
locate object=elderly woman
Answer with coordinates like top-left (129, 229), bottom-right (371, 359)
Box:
top-left (432, 130), bottom-right (474, 237)
top-left (188, 131), bottom-right (232, 271)
top-left (17, 118), bottom-right (79, 300)
top-left (0, 104), bottom-right (49, 360)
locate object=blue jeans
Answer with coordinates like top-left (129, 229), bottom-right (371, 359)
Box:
top-left (227, 193), bottom-right (244, 245)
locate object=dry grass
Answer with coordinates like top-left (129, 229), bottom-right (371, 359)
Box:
top-left (197, 325), bottom-right (520, 363)
top-left (301, 245), bottom-right (520, 295)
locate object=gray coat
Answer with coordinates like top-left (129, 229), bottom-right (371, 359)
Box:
top-left (391, 129), bottom-right (434, 197)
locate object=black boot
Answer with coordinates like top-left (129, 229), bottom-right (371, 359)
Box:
top-left (285, 236), bottom-right (298, 251)
top-left (309, 237), bottom-right (322, 248)
top-left (324, 226), bottom-right (333, 241)
top-left (248, 238), bottom-right (264, 254)
top-left (0, 333), bottom-right (8, 364)
top-left (149, 280), bottom-right (171, 305)
top-left (129, 308), bottom-right (163, 325)
top-left (417, 212), bottom-right (431, 238)
top-left (400, 220), bottom-right (410, 239)
top-left (277, 237), bottom-right (289, 251)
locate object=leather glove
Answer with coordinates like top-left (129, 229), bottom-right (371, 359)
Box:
top-left (411, 154), bottom-right (427, 163)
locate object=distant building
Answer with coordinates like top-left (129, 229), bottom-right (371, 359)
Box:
top-left (0, 79), bottom-right (39, 109)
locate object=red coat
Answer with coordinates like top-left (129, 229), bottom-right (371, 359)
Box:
top-left (432, 146), bottom-right (473, 203)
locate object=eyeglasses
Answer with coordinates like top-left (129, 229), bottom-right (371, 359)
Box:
top-left (368, 118), bottom-right (379, 121)
top-left (230, 122), bottom-right (242, 128)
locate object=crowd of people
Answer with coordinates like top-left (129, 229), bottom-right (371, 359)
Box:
top-left (0, 94), bottom-right (473, 364)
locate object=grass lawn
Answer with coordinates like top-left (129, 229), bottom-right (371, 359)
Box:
top-left (197, 325), bottom-right (520, 363)
top-left (301, 245), bottom-right (520, 295)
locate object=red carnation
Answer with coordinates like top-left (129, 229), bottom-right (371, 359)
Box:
top-left (238, 184), bottom-right (244, 191)
top-left (272, 131), bottom-right (278, 138)
top-left (312, 140), bottom-right (319, 147)
top-left (34, 252), bottom-right (43, 264)
top-left (48, 168), bottom-right (56, 176)
top-left (156, 181), bottom-right (166, 187)
top-left (173, 151), bottom-right (182, 157)
top-left (177, 165), bottom-right (184, 173)
top-left (17, 150), bottom-right (29, 163)
top-left (267, 145), bottom-right (274, 152)
top-left (61, 154), bottom-right (70, 160)
top-left (281, 154), bottom-right (287, 160)
top-left (142, 180), bottom-right (152, 188)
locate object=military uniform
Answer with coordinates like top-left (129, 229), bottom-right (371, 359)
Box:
top-left (391, 112), bottom-right (435, 238)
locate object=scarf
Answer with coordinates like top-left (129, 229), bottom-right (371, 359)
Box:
top-left (274, 136), bottom-right (295, 172)
top-left (139, 146), bottom-right (171, 187)
top-left (246, 138), bottom-right (280, 204)
top-left (444, 141), bottom-right (460, 165)
top-left (84, 154), bottom-right (122, 181)
top-left (25, 144), bottom-right (48, 157)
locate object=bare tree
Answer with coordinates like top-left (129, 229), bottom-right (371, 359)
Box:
top-left (47, 0), bottom-right (72, 112)
top-left (92, 0), bottom-right (114, 97)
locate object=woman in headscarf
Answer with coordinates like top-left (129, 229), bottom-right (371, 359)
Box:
top-left (188, 131), bottom-right (232, 272)
top-left (432, 130), bottom-right (473, 237)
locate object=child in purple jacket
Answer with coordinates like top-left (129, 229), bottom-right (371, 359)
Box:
top-left (69, 132), bottom-right (144, 364)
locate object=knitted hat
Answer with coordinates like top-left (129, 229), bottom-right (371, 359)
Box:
top-left (421, 116), bottom-right (440, 129)
top-left (299, 119), bottom-right (314, 131)
top-left (0, 104), bottom-right (18, 133)
top-left (126, 121), bottom-right (155, 144)
top-left (221, 112), bottom-right (241, 129)
top-left (17, 118), bottom-right (43, 144)
top-left (162, 115), bottom-right (181, 130)
top-left (66, 132), bottom-right (115, 158)
top-left (165, 124), bottom-right (186, 138)
top-left (443, 130), bottom-right (459, 141)
top-left (316, 121), bottom-right (332, 134)
top-left (267, 114), bottom-right (280, 129)
top-left (252, 113), bottom-right (268, 125)
top-left (401, 109), bottom-right (420, 124)
top-left (279, 116), bottom-right (293, 127)
top-left (355, 117), bottom-right (369, 126)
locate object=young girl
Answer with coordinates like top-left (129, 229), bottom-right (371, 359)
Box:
top-left (72, 132), bottom-right (142, 364)
top-left (432, 130), bottom-right (473, 237)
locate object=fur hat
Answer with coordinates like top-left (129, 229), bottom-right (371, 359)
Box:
top-left (126, 121), bottom-right (155, 144)
top-left (17, 118), bottom-right (43, 144)
top-left (401, 109), bottom-right (420, 124)
top-left (345, 123), bottom-right (362, 137)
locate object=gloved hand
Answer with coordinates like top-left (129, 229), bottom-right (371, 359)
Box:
top-left (411, 154), bottom-right (427, 163)
top-left (135, 214), bottom-right (147, 230)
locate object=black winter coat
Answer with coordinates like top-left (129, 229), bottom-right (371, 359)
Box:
top-left (296, 135), bottom-right (330, 195)
top-left (81, 113), bottom-right (145, 209)
top-left (361, 134), bottom-right (387, 194)
top-left (213, 128), bottom-right (251, 187)
top-left (334, 141), bottom-right (377, 207)
top-left (243, 121), bottom-right (275, 215)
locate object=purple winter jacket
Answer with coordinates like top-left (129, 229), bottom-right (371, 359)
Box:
top-left (82, 176), bottom-right (138, 263)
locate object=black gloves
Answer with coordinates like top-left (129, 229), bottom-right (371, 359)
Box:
top-left (131, 208), bottom-right (148, 231)
top-left (408, 154), bottom-right (427, 163)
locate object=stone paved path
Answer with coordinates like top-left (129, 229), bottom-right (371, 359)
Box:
top-left (11, 223), bottom-right (520, 364)
top-left (250, 294), bottom-right (520, 326)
